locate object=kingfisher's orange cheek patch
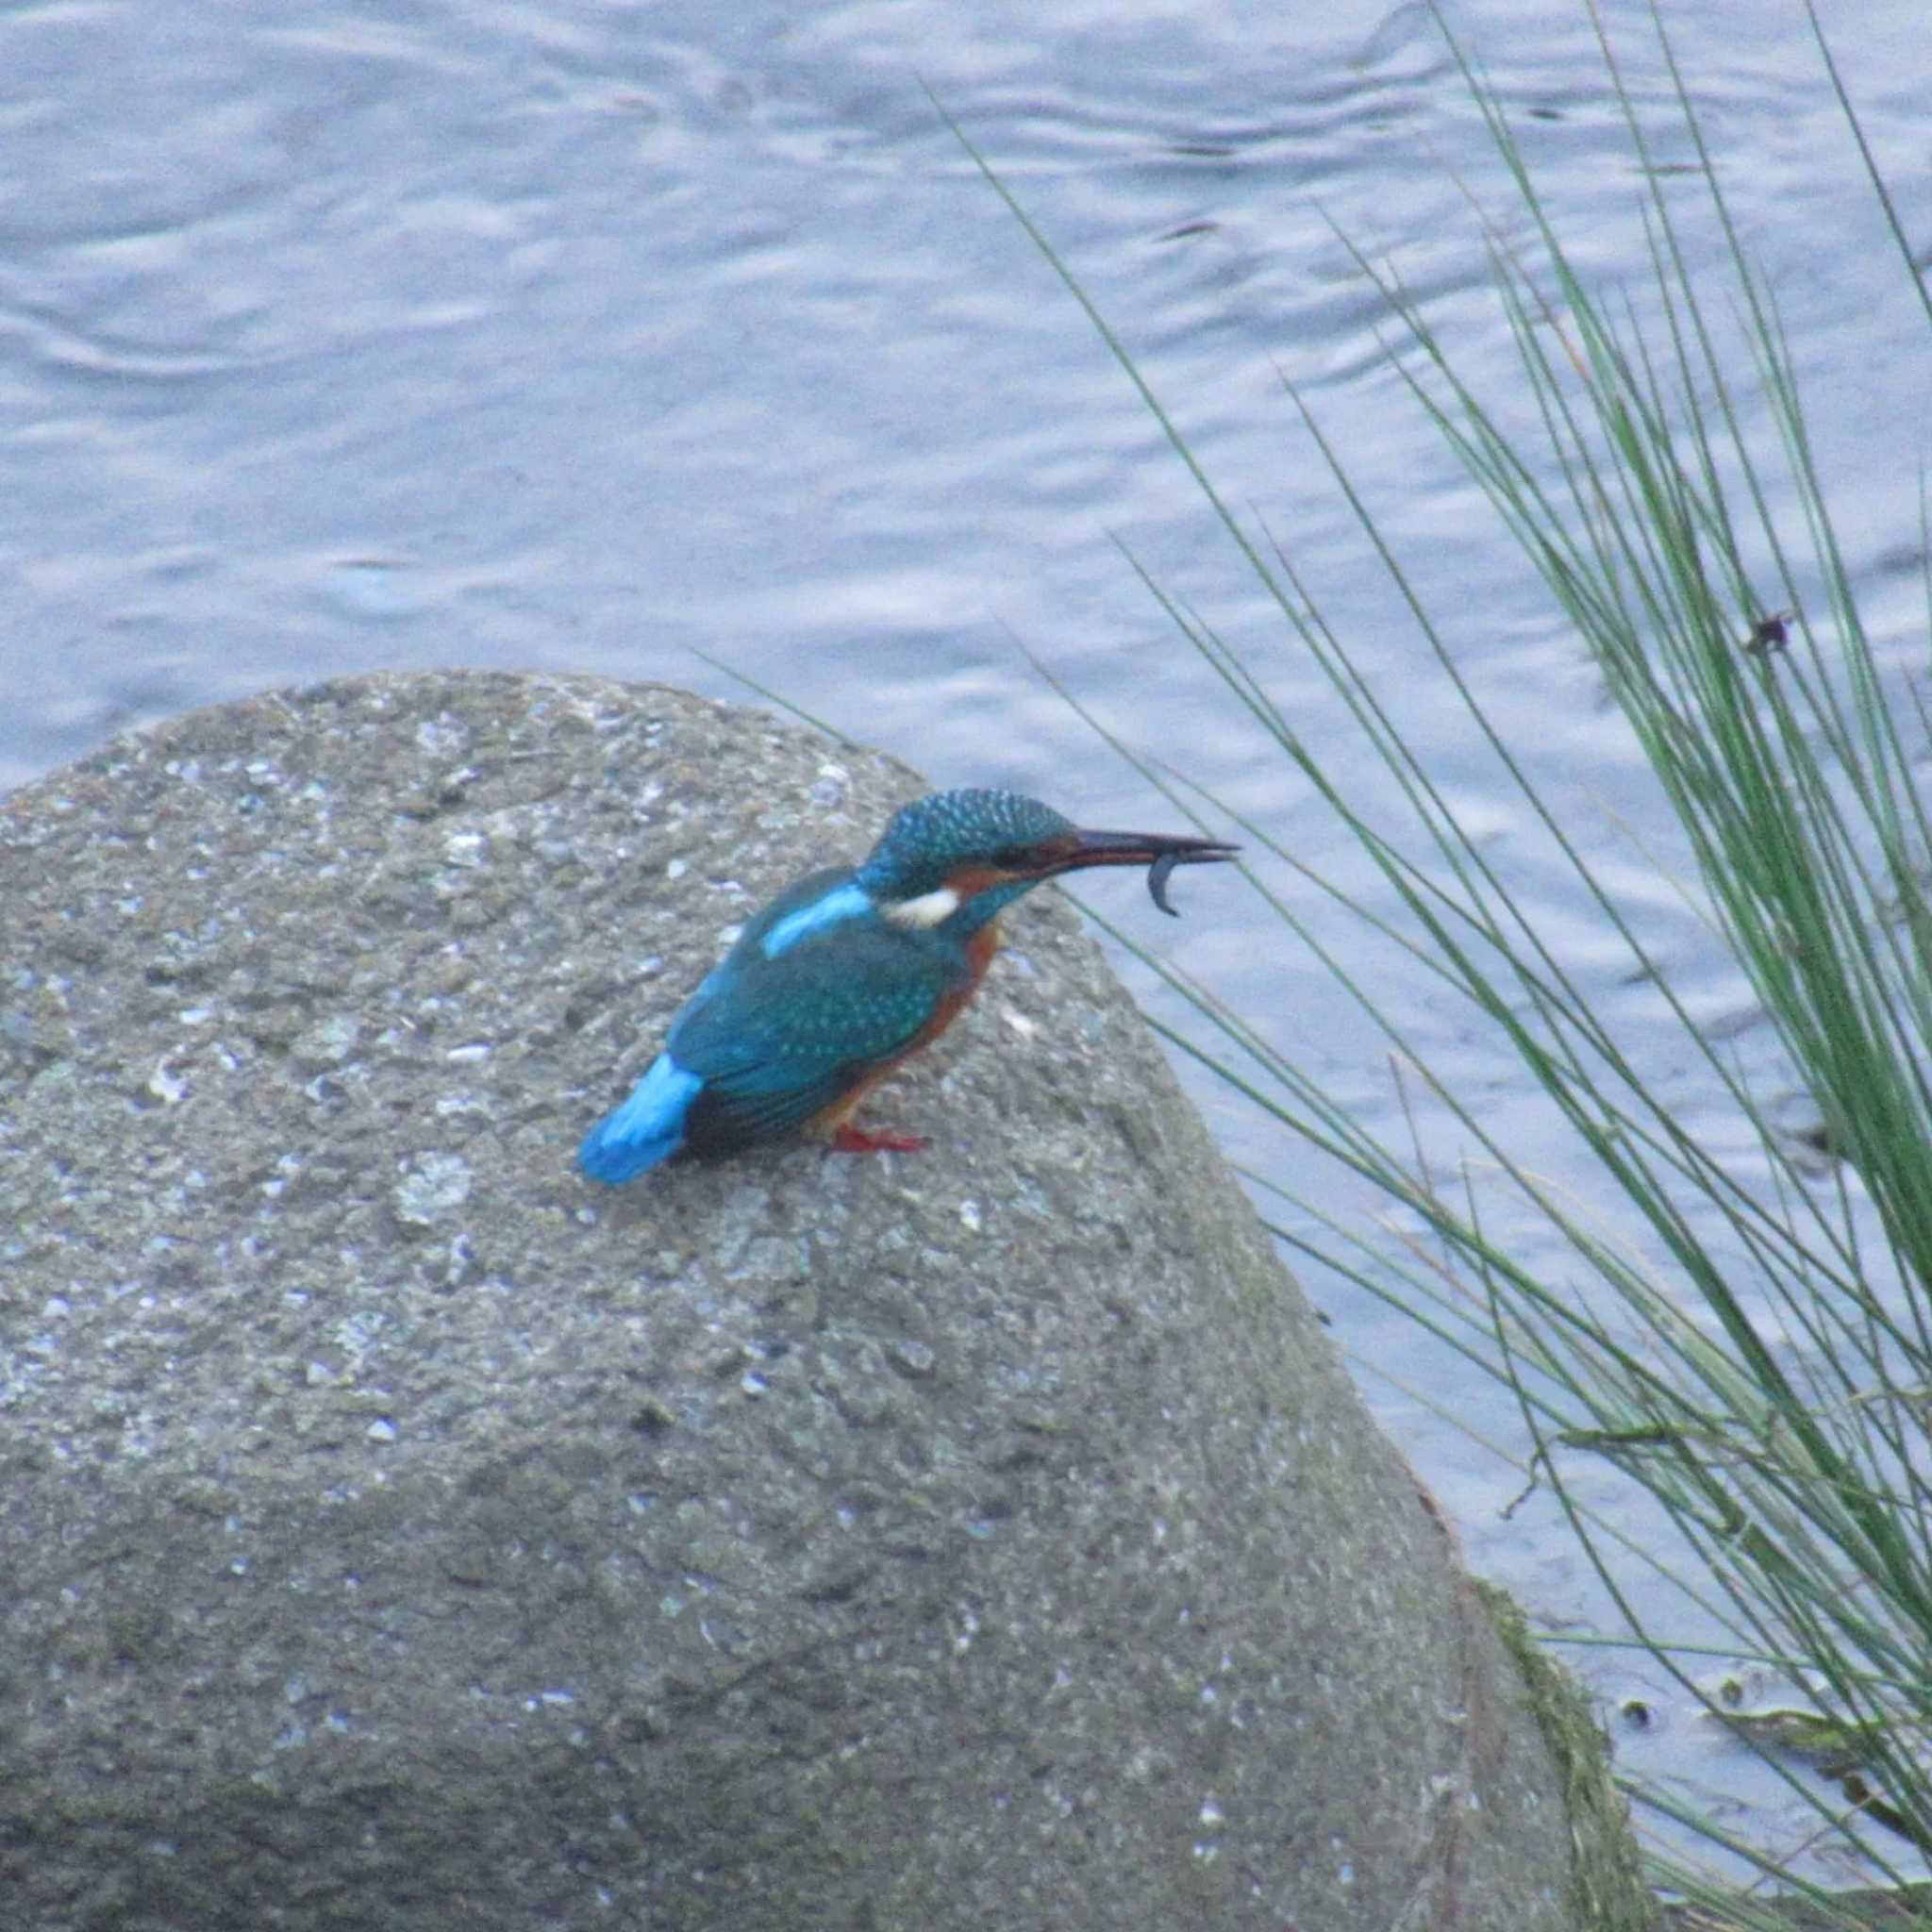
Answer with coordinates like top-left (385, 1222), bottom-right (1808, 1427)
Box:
top-left (941, 863), bottom-right (1008, 899)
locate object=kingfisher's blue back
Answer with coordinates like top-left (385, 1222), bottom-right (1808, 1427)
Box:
top-left (576, 788), bottom-right (1237, 1181)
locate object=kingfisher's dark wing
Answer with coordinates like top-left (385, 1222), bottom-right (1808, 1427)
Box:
top-left (667, 915), bottom-right (956, 1155)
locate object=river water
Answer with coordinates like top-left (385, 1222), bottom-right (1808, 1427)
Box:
top-left (6, 0), bottom-right (1930, 1889)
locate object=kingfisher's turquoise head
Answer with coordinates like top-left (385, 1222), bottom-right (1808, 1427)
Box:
top-left (855, 788), bottom-right (1236, 937)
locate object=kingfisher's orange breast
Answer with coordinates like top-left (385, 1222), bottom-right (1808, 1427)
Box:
top-left (908, 914), bottom-right (1001, 1053)
top-left (811, 917), bottom-right (1003, 1133)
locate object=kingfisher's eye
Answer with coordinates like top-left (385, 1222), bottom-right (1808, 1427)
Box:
top-left (990, 845), bottom-right (1031, 870)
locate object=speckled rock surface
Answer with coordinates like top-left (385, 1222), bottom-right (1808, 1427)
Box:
top-left (0, 672), bottom-right (1641, 1931)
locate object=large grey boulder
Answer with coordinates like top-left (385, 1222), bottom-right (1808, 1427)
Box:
top-left (0, 672), bottom-right (1646, 1930)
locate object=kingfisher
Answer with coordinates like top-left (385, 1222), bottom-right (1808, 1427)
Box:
top-left (576, 787), bottom-right (1238, 1182)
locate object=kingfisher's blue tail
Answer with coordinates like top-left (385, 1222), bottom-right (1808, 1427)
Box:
top-left (577, 1054), bottom-right (704, 1184)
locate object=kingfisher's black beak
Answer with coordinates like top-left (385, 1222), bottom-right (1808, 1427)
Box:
top-left (1025, 826), bottom-right (1241, 917)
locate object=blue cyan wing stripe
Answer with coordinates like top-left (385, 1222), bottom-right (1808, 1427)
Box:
top-left (758, 880), bottom-right (873, 959)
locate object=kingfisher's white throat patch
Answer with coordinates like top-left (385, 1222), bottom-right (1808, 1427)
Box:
top-left (880, 886), bottom-right (960, 929)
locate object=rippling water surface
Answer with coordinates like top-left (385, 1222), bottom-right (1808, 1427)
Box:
top-left (7, 0), bottom-right (1931, 1882)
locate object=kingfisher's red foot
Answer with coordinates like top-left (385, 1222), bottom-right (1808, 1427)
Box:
top-left (830, 1122), bottom-right (929, 1155)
